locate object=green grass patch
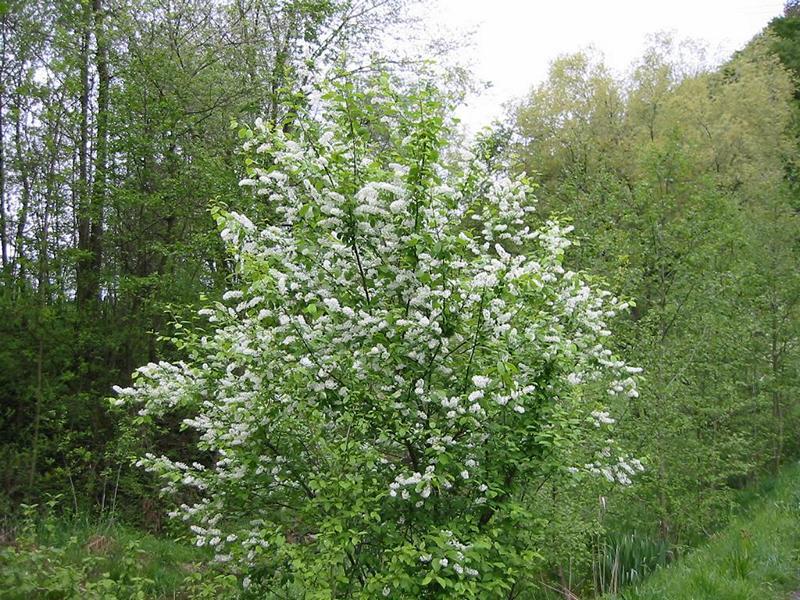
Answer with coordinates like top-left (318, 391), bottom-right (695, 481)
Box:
top-left (0, 509), bottom-right (239, 599)
top-left (608, 462), bottom-right (800, 600)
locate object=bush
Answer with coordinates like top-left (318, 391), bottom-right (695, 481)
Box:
top-left (114, 76), bottom-right (642, 598)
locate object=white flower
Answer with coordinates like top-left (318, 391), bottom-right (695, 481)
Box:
top-left (232, 212), bottom-right (255, 230)
top-left (468, 390), bottom-right (484, 402)
top-left (460, 470), bottom-right (469, 479)
top-left (389, 199), bottom-right (408, 213)
top-left (471, 375), bottom-right (490, 389)
top-left (591, 410), bottom-right (616, 426)
top-left (323, 297), bottom-right (341, 311)
top-left (383, 587), bottom-right (391, 597)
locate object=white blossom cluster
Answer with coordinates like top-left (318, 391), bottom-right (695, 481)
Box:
top-left (585, 453), bottom-right (646, 486)
top-left (113, 85), bottom-right (642, 590)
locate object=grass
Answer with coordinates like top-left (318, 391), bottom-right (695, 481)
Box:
top-left (4, 463), bottom-right (800, 599)
top-left (0, 511), bottom-right (238, 599)
top-left (608, 462), bottom-right (800, 600)
top-left (594, 530), bottom-right (673, 595)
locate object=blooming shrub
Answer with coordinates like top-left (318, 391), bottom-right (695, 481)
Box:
top-left (114, 78), bottom-right (642, 598)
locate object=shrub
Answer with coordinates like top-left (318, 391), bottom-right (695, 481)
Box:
top-left (114, 76), bottom-right (642, 598)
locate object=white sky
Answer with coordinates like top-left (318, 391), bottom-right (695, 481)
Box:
top-left (417, 0), bottom-right (786, 131)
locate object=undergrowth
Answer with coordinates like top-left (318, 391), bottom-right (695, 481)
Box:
top-left (0, 500), bottom-right (238, 599)
top-left (608, 462), bottom-right (800, 600)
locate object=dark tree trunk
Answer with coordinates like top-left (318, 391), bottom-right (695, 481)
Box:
top-left (90, 0), bottom-right (108, 300)
top-left (76, 0), bottom-right (92, 307)
top-left (0, 13), bottom-right (8, 274)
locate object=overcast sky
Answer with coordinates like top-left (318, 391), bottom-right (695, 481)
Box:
top-left (417, 0), bottom-right (786, 131)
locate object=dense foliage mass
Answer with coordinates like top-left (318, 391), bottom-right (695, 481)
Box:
top-left (0, 0), bottom-right (434, 516)
top-left (512, 34), bottom-right (800, 560)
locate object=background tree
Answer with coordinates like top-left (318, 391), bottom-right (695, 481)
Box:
top-left (511, 33), bottom-right (800, 587)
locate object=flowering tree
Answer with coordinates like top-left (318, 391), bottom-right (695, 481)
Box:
top-left (114, 78), bottom-right (642, 598)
